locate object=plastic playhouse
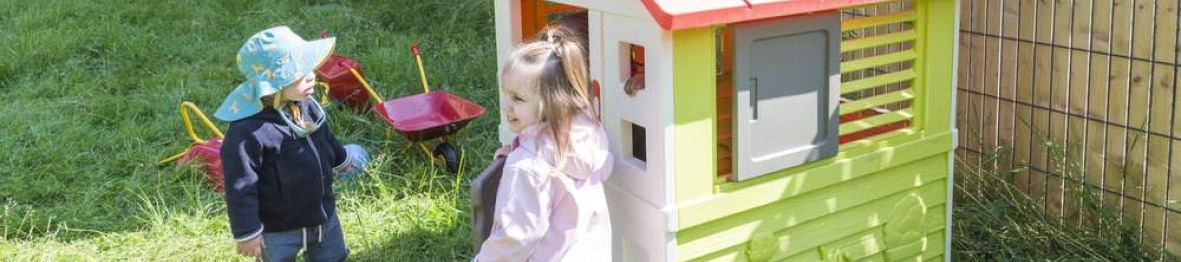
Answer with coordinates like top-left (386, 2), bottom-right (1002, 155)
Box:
top-left (494, 0), bottom-right (958, 261)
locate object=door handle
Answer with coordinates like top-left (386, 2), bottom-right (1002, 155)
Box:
top-left (750, 77), bottom-right (758, 120)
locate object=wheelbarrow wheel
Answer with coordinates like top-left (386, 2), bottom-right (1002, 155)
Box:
top-left (433, 142), bottom-right (460, 173)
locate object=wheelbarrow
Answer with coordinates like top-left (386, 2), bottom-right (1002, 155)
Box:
top-left (157, 101), bottom-right (227, 193)
top-left (362, 44), bottom-right (486, 173)
top-left (316, 54), bottom-right (372, 110)
top-left (314, 32), bottom-right (373, 110)
top-left (375, 89), bottom-right (486, 173)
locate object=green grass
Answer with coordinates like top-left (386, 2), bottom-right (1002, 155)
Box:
top-left (952, 113), bottom-right (1175, 261)
top-left (0, 0), bottom-right (500, 260)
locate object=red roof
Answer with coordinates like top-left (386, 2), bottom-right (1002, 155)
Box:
top-left (639, 0), bottom-right (896, 30)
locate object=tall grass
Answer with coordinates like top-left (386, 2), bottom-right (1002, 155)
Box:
top-left (952, 112), bottom-right (1173, 260)
top-left (1, 0), bottom-right (499, 260)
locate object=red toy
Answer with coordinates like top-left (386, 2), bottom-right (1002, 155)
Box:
top-left (375, 90), bottom-right (486, 172)
top-left (371, 44), bottom-right (486, 173)
top-left (178, 139), bottom-right (224, 192)
top-left (158, 102), bottom-right (227, 192)
top-left (314, 32), bottom-right (374, 110)
top-left (316, 55), bottom-right (373, 110)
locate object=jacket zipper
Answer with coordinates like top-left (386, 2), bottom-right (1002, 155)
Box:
top-left (305, 135), bottom-right (329, 221)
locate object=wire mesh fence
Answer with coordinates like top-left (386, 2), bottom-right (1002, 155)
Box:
top-left (956, 0), bottom-right (1181, 257)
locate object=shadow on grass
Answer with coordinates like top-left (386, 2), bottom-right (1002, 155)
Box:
top-left (348, 221), bottom-right (472, 262)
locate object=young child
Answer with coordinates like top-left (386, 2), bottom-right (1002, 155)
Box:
top-left (215, 26), bottom-right (368, 262)
top-left (476, 29), bottom-right (614, 261)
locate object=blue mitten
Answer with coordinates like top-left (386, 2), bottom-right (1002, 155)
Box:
top-left (333, 144), bottom-right (369, 180)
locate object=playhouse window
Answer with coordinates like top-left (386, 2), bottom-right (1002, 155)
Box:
top-left (517, 0), bottom-right (586, 42)
top-left (620, 42), bottom-right (645, 97)
top-left (716, 12), bottom-right (842, 182)
top-left (835, 3), bottom-right (917, 145)
top-left (622, 120), bottom-right (647, 169)
top-left (716, 3), bottom-right (921, 182)
top-left (716, 26), bottom-right (735, 179)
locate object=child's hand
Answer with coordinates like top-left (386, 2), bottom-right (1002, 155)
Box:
top-left (624, 74), bottom-right (645, 97)
top-left (335, 144), bottom-right (369, 180)
top-left (493, 144), bottom-right (513, 159)
top-left (236, 236), bottom-right (265, 257)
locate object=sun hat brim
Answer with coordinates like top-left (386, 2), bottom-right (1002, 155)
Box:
top-left (214, 37), bottom-right (336, 122)
top-left (297, 37), bottom-right (336, 82)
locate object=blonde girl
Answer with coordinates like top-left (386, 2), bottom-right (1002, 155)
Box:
top-left (476, 30), bottom-right (614, 261)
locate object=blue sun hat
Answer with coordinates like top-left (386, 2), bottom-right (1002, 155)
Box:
top-left (214, 26), bottom-right (336, 122)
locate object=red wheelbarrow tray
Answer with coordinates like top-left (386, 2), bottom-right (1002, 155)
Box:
top-left (374, 90), bottom-right (486, 142)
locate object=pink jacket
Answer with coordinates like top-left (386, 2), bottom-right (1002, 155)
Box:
top-left (476, 112), bottom-right (614, 262)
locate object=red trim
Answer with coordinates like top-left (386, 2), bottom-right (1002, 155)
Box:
top-left (639, 0), bottom-right (896, 30)
top-left (591, 80), bottom-right (602, 119)
top-left (639, 0), bottom-right (676, 31)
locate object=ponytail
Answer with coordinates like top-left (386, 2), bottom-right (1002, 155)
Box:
top-left (544, 30), bottom-right (592, 112)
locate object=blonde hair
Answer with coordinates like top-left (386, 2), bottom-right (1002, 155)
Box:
top-left (538, 11), bottom-right (588, 56)
top-left (503, 28), bottom-right (592, 161)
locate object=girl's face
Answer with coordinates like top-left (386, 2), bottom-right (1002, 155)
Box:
top-left (281, 73), bottom-right (317, 101)
top-left (502, 78), bottom-right (542, 134)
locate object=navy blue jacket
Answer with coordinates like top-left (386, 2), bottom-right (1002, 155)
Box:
top-left (220, 100), bottom-right (346, 240)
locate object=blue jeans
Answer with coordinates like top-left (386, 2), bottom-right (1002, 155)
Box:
top-left (260, 215), bottom-right (348, 262)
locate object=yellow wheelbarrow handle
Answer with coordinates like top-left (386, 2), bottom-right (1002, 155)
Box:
top-left (157, 101), bottom-right (224, 165)
top-left (348, 68), bottom-right (385, 103)
top-left (181, 101), bottom-right (225, 143)
top-left (411, 43), bottom-right (431, 93)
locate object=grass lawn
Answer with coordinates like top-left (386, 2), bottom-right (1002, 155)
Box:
top-left (0, 0), bottom-right (500, 260)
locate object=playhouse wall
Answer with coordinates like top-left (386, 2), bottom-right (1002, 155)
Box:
top-left (493, 0), bottom-right (520, 144)
top-left (545, 0), bottom-right (649, 19)
top-left (674, 154), bottom-right (951, 261)
top-left (667, 0), bottom-right (959, 260)
top-left (597, 9), bottom-right (673, 214)
top-left (669, 50), bottom-right (953, 258)
top-left (596, 10), bottom-right (681, 262)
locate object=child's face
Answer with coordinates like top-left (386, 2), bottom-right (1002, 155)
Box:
top-left (281, 73), bottom-right (317, 101)
top-left (502, 82), bottom-right (542, 134)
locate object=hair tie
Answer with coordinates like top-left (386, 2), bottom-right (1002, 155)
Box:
top-left (545, 30), bottom-right (564, 58)
top-left (546, 30), bottom-right (558, 43)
